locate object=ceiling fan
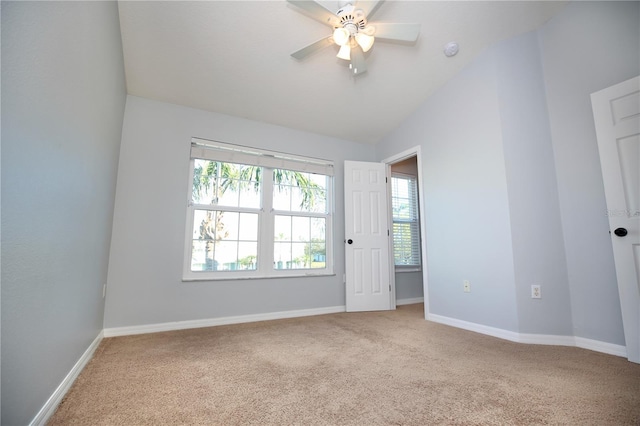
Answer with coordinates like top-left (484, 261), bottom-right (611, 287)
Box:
top-left (288, 0), bottom-right (421, 75)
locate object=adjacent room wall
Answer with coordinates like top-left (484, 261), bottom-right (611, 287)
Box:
top-left (538, 0), bottom-right (639, 345)
top-left (103, 96), bottom-right (376, 329)
top-left (1, 2), bottom-right (127, 424)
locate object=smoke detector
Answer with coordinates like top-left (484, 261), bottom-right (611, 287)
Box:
top-left (444, 41), bottom-right (459, 57)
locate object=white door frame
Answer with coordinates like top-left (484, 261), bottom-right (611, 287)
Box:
top-left (382, 146), bottom-right (429, 318)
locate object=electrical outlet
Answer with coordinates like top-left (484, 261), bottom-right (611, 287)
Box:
top-left (463, 280), bottom-right (471, 293)
top-left (531, 284), bottom-right (541, 299)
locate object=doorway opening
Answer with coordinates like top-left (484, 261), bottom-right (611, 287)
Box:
top-left (383, 147), bottom-right (427, 316)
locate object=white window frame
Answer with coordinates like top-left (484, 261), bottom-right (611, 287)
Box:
top-left (391, 172), bottom-right (421, 272)
top-left (183, 138), bottom-right (334, 281)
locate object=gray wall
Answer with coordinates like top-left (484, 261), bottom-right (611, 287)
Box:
top-left (376, 1), bottom-right (639, 343)
top-left (103, 96), bottom-right (376, 329)
top-left (496, 32), bottom-right (572, 335)
top-left (538, 1), bottom-right (639, 344)
top-left (1, 2), bottom-right (127, 424)
top-left (377, 48), bottom-right (520, 332)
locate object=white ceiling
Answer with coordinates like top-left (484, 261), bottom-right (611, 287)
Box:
top-left (118, 1), bottom-right (568, 145)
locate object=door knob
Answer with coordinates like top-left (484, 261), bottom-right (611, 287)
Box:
top-left (347, 239), bottom-right (353, 244)
top-left (614, 228), bottom-right (628, 237)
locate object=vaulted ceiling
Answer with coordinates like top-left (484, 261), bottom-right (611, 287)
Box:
top-left (118, 1), bottom-right (568, 144)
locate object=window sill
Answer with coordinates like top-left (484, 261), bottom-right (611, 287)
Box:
top-left (182, 272), bottom-right (336, 282)
top-left (395, 267), bottom-right (422, 273)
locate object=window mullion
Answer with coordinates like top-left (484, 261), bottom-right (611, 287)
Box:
top-left (259, 167), bottom-right (275, 275)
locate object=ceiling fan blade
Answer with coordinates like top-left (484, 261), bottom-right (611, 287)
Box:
top-left (356, 0), bottom-right (384, 20)
top-left (350, 45), bottom-right (367, 75)
top-left (372, 23), bottom-right (421, 42)
top-left (287, 0), bottom-right (339, 27)
top-left (291, 36), bottom-right (335, 60)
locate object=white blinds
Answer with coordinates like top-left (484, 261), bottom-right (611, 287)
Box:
top-left (391, 174), bottom-right (421, 266)
top-left (191, 138), bottom-right (334, 176)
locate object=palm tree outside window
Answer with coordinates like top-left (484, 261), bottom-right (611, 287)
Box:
top-left (184, 138), bottom-right (334, 280)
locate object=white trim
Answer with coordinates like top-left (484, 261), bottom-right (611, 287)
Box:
top-left (396, 297), bottom-right (424, 306)
top-left (103, 306), bottom-right (346, 337)
top-left (381, 146), bottom-right (429, 318)
top-left (30, 331), bottom-right (103, 426)
top-left (428, 313), bottom-right (627, 358)
top-left (191, 138), bottom-right (334, 176)
top-left (517, 333), bottom-right (576, 346)
top-left (428, 313), bottom-right (521, 342)
top-left (575, 337), bottom-right (627, 358)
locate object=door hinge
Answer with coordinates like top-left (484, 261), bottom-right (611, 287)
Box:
top-left (386, 177), bottom-right (388, 183)
top-left (387, 230), bottom-right (390, 236)
top-left (389, 284), bottom-right (391, 292)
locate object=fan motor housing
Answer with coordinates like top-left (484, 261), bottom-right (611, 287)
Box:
top-left (336, 4), bottom-right (366, 34)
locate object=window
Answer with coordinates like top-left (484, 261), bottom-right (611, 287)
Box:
top-left (184, 139), bottom-right (333, 280)
top-left (391, 174), bottom-right (421, 269)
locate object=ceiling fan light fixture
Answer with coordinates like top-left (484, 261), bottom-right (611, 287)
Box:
top-left (333, 27), bottom-right (350, 46)
top-left (362, 25), bottom-right (375, 36)
top-left (288, 0), bottom-right (421, 75)
top-left (355, 33), bottom-right (374, 52)
top-left (337, 44), bottom-right (351, 60)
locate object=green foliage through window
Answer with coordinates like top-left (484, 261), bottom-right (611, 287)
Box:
top-left (187, 158), bottom-right (330, 276)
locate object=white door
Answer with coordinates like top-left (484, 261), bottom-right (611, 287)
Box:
top-left (591, 76), bottom-right (640, 363)
top-left (344, 160), bottom-right (392, 312)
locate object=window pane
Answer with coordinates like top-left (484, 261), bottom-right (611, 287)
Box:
top-left (192, 210), bottom-right (219, 240)
top-left (273, 185), bottom-right (290, 210)
top-left (192, 160), bottom-right (261, 209)
top-left (391, 175), bottom-right (420, 267)
top-left (220, 212), bottom-right (239, 241)
top-left (292, 243), bottom-right (307, 268)
top-left (273, 169), bottom-right (328, 213)
top-left (310, 241), bottom-right (326, 269)
top-left (274, 242), bottom-right (291, 269)
top-left (238, 213), bottom-right (258, 241)
top-left (192, 159), bottom-right (218, 205)
top-left (274, 215), bottom-right (291, 241)
top-left (191, 209), bottom-right (258, 272)
top-left (292, 216), bottom-right (310, 242)
top-left (191, 240), bottom-right (216, 271)
top-left (215, 241), bottom-right (239, 270)
top-left (237, 242), bottom-right (258, 270)
top-left (274, 215), bottom-right (326, 271)
top-left (311, 218), bottom-right (325, 241)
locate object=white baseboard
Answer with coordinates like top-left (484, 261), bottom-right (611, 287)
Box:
top-left (428, 313), bottom-right (627, 358)
top-left (428, 313), bottom-right (522, 342)
top-left (396, 297), bottom-right (424, 306)
top-left (30, 331), bottom-right (103, 426)
top-left (103, 305), bottom-right (347, 337)
top-left (517, 332), bottom-right (576, 346)
top-left (575, 336), bottom-right (627, 358)
top-left (105, 300), bottom-right (426, 337)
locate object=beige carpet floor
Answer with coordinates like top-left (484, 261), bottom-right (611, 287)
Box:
top-left (49, 304), bottom-right (640, 425)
